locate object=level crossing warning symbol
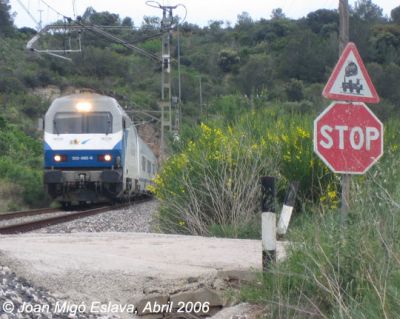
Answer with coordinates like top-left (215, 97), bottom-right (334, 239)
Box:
top-left (322, 42), bottom-right (380, 104)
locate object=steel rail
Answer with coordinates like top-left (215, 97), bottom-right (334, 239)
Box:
top-left (0, 208), bottom-right (60, 222)
top-left (0, 197), bottom-right (152, 234)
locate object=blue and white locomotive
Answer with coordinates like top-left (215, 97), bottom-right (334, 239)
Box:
top-left (43, 93), bottom-right (157, 207)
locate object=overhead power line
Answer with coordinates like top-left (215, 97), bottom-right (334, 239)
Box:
top-left (75, 19), bottom-right (162, 62)
top-left (26, 21), bottom-right (162, 62)
top-left (15, 0), bottom-right (41, 30)
top-left (39, 0), bottom-right (68, 20)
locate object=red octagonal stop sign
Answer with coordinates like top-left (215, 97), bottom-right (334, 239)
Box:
top-left (314, 102), bottom-right (383, 174)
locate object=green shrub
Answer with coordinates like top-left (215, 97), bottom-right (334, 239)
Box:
top-left (153, 105), bottom-right (338, 237)
top-left (153, 120), bottom-right (278, 237)
top-left (0, 117), bottom-right (47, 210)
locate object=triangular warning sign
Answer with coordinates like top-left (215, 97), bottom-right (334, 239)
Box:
top-left (323, 42), bottom-right (380, 103)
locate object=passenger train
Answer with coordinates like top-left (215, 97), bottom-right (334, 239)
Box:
top-left (43, 93), bottom-right (157, 207)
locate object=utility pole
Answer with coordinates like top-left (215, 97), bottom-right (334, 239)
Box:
top-left (147, 1), bottom-right (179, 161)
top-left (339, 0), bottom-right (349, 54)
top-left (160, 20), bottom-right (172, 161)
top-left (176, 26), bottom-right (182, 133)
top-left (199, 76), bottom-right (203, 117)
top-left (339, 0), bottom-right (350, 223)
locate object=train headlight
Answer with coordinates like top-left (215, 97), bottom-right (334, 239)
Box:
top-left (54, 154), bottom-right (67, 162)
top-left (76, 102), bottom-right (92, 112)
top-left (98, 154), bottom-right (112, 162)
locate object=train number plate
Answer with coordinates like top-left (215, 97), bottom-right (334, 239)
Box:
top-left (71, 156), bottom-right (94, 161)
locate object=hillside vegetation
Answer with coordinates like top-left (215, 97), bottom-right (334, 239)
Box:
top-left (1, 0), bottom-right (400, 316)
top-left (1, 0), bottom-right (400, 210)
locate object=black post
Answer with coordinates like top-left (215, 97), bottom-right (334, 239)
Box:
top-left (261, 176), bottom-right (276, 212)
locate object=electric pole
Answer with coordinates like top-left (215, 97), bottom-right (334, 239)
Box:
top-left (339, 0), bottom-right (349, 54)
top-left (147, 1), bottom-right (180, 161)
top-left (199, 76), bottom-right (203, 117)
top-left (339, 0), bottom-right (350, 222)
top-left (176, 26), bottom-right (182, 135)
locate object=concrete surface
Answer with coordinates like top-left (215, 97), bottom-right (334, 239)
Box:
top-left (210, 303), bottom-right (264, 319)
top-left (0, 232), bottom-right (286, 315)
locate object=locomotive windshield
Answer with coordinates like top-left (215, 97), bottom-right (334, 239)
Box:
top-left (53, 112), bottom-right (112, 134)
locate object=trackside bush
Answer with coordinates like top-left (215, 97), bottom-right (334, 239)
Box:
top-left (0, 116), bottom-right (47, 209)
top-left (152, 106), bottom-right (338, 237)
top-left (152, 121), bottom-right (279, 236)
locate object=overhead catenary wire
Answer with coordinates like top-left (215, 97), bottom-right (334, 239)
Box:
top-left (72, 0), bottom-right (76, 18)
top-left (15, 0), bottom-right (41, 30)
top-left (25, 13), bottom-right (163, 62)
top-left (39, 0), bottom-right (69, 20)
top-left (74, 19), bottom-right (162, 62)
top-left (37, 0), bottom-right (165, 61)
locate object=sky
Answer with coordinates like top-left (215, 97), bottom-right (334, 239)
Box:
top-left (9, 0), bottom-right (400, 30)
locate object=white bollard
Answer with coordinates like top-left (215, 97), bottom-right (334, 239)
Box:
top-left (260, 176), bottom-right (277, 271)
top-left (262, 212), bottom-right (276, 270)
top-left (277, 181), bottom-right (299, 236)
top-left (277, 204), bottom-right (293, 236)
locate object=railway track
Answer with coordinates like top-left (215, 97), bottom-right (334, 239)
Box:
top-left (0, 207), bottom-right (59, 222)
top-left (0, 197), bottom-right (151, 234)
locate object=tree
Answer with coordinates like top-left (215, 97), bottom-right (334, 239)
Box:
top-left (271, 8), bottom-right (286, 20)
top-left (0, 0), bottom-right (14, 36)
top-left (391, 6), bottom-right (400, 24)
top-left (217, 49), bottom-right (240, 73)
top-left (235, 54), bottom-right (274, 96)
top-left (253, 19), bottom-right (295, 43)
top-left (372, 63), bottom-right (400, 107)
top-left (285, 79), bottom-right (304, 101)
top-left (234, 12), bottom-right (255, 45)
top-left (90, 11), bottom-right (121, 26)
top-left (122, 17), bottom-right (134, 28)
top-left (370, 24), bottom-right (400, 64)
top-left (208, 20), bottom-right (223, 32)
top-left (306, 9), bottom-right (338, 35)
top-left (350, 1), bottom-right (384, 61)
top-left (277, 29), bottom-right (337, 83)
top-left (81, 7), bottom-right (121, 26)
top-left (141, 16), bottom-right (161, 31)
top-left (236, 12), bottom-right (253, 28)
top-left (353, 0), bottom-right (385, 23)
top-left (207, 20), bottom-right (225, 42)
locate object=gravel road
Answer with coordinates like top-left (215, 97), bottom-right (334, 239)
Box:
top-left (34, 200), bottom-right (159, 233)
top-left (0, 232), bottom-right (267, 319)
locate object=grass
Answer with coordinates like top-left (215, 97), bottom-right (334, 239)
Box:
top-left (143, 101), bottom-right (400, 318)
top-left (0, 180), bottom-right (25, 212)
top-left (240, 138), bottom-right (400, 318)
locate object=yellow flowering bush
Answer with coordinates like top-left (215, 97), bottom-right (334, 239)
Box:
top-left (154, 106), bottom-right (341, 236)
